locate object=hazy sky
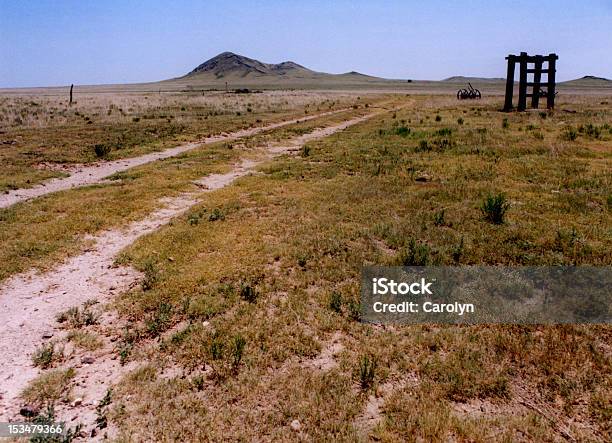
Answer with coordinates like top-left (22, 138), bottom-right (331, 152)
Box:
top-left (1, 0), bottom-right (611, 87)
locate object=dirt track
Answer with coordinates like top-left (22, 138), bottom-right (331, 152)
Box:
top-left (0, 110), bottom-right (381, 436)
top-left (0, 108), bottom-right (352, 209)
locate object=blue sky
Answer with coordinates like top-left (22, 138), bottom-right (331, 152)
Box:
top-left (1, 0), bottom-right (610, 87)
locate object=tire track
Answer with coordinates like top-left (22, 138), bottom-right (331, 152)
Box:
top-left (0, 108), bottom-right (353, 209)
top-left (0, 110), bottom-right (383, 434)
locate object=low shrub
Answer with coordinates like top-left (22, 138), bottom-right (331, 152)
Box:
top-left (93, 144), bottom-right (111, 158)
top-left (481, 193), bottom-right (510, 224)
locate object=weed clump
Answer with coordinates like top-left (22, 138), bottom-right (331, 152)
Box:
top-left (433, 209), bottom-right (446, 227)
top-left (56, 301), bottom-right (99, 328)
top-left (31, 406), bottom-right (82, 441)
top-left (96, 389), bottom-right (112, 429)
top-left (32, 342), bottom-right (62, 369)
top-left (481, 193), bottom-right (510, 224)
top-left (562, 126), bottom-right (578, 141)
top-left (208, 208), bottom-right (225, 222)
top-left (394, 126), bottom-right (410, 136)
top-left (93, 143), bottom-right (111, 158)
top-left (579, 123), bottom-right (601, 139)
top-left (415, 140), bottom-right (431, 152)
top-left (117, 328), bottom-right (137, 365)
top-left (328, 292), bottom-right (342, 313)
top-left (22, 369), bottom-right (75, 407)
top-left (141, 260), bottom-right (158, 291)
top-left (359, 355), bottom-right (377, 390)
top-left (231, 335), bottom-right (246, 372)
top-left (239, 281), bottom-right (258, 303)
top-left (347, 300), bottom-right (361, 321)
top-left (397, 239), bottom-right (431, 266)
top-left (209, 333), bottom-right (247, 378)
top-left (186, 207), bottom-right (228, 225)
top-left (145, 302), bottom-right (173, 336)
top-left (452, 237), bottom-right (465, 263)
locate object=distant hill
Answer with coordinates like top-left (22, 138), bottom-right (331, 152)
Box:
top-left (443, 76), bottom-right (505, 83)
top-left (3, 52), bottom-right (610, 93)
top-left (560, 75), bottom-right (612, 87)
top-left (164, 51), bottom-right (400, 88)
top-left (187, 52), bottom-right (314, 79)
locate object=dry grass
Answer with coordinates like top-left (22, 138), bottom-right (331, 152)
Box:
top-left (22, 368), bottom-right (75, 407)
top-left (6, 92), bottom-right (610, 440)
top-left (0, 98), bottom-right (384, 281)
top-left (0, 91), bottom-right (364, 191)
top-left (66, 331), bottom-right (104, 352)
top-left (96, 95), bottom-right (611, 440)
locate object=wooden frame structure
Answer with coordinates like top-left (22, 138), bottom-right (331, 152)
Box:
top-left (503, 52), bottom-right (558, 112)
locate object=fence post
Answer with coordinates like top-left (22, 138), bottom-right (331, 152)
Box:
top-left (531, 57), bottom-right (543, 109)
top-left (503, 55), bottom-right (515, 111)
top-left (517, 52), bottom-right (528, 111)
top-left (69, 84), bottom-right (73, 105)
top-left (547, 54), bottom-right (557, 109)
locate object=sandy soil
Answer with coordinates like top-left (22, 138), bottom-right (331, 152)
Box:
top-left (0, 110), bottom-right (381, 437)
top-left (0, 108), bottom-right (351, 209)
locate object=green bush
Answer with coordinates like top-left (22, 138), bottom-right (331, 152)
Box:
top-left (328, 292), bottom-right (342, 313)
top-left (481, 193), bottom-right (510, 224)
top-left (146, 302), bottom-right (173, 336)
top-left (93, 144), bottom-right (111, 158)
top-left (394, 126), bottom-right (410, 136)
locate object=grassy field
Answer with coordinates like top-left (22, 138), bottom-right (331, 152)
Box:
top-left (113, 95), bottom-right (608, 440)
top-left (0, 91), bottom-right (362, 192)
top-left (0, 94), bottom-right (387, 281)
top-left (2, 91), bottom-right (611, 441)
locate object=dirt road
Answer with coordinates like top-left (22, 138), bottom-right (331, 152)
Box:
top-left (0, 110), bottom-right (381, 436)
top-left (0, 108), bottom-right (352, 209)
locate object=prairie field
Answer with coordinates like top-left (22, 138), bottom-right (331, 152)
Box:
top-left (0, 91), bottom-right (360, 191)
top-left (0, 90), bottom-right (610, 442)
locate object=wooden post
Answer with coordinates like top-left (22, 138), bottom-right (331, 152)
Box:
top-left (531, 57), bottom-right (543, 109)
top-left (546, 53), bottom-right (557, 109)
top-left (503, 55), bottom-right (516, 111)
top-left (517, 52), bottom-right (528, 112)
top-left (225, 81), bottom-right (228, 93)
top-left (69, 84), bottom-right (73, 105)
